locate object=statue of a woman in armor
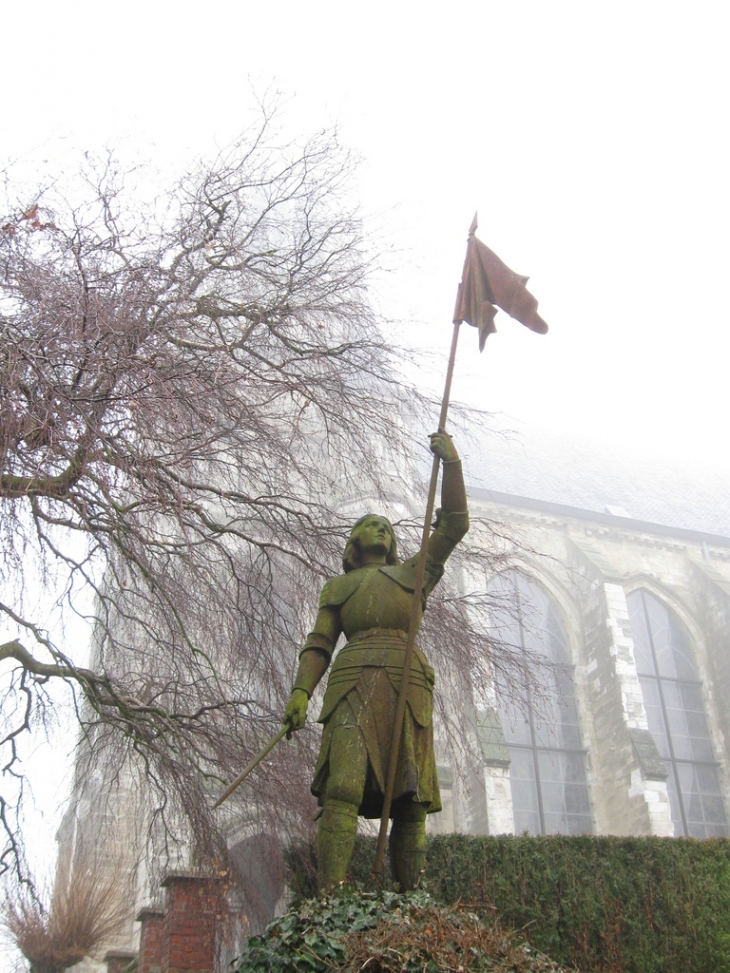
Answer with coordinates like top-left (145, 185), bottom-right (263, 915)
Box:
top-left (284, 431), bottom-right (469, 890)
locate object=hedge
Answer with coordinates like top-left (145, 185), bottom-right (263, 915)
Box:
top-left (287, 834), bottom-right (730, 973)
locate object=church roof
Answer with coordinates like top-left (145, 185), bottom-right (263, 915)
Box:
top-left (463, 427), bottom-right (730, 541)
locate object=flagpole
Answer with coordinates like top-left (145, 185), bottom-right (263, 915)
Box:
top-left (371, 317), bottom-right (462, 880)
top-left (370, 214), bottom-right (547, 881)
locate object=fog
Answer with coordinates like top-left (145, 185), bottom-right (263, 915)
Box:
top-left (3, 0), bottom-right (729, 899)
top-left (6, 1), bottom-right (728, 470)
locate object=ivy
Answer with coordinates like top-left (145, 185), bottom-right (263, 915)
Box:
top-left (235, 889), bottom-right (402, 973)
top-left (233, 888), bottom-right (576, 973)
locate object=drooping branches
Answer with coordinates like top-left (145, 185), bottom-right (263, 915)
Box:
top-left (0, 109), bottom-right (428, 883)
top-left (0, 106), bottom-right (529, 901)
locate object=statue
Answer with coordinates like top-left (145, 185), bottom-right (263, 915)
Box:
top-left (284, 431), bottom-right (469, 890)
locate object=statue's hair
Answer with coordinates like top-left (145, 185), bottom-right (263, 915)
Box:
top-left (342, 515), bottom-right (400, 573)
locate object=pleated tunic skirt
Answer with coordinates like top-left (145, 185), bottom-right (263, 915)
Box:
top-left (311, 629), bottom-right (441, 818)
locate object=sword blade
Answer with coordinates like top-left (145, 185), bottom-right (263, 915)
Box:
top-left (212, 724), bottom-right (289, 809)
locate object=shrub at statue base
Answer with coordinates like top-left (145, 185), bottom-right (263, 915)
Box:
top-left (233, 888), bottom-right (578, 973)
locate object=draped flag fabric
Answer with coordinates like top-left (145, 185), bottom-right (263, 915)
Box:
top-left (453, 217), bottom-right (549, 351)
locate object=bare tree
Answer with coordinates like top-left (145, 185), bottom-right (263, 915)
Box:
top-left (0, 103), bottom-right (421, 873)
top-left (2, 849), bottom-right (130, 973)
top-left (0, 104), bottom-right (537, 900)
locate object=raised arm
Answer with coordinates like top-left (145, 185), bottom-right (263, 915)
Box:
top-left (430, 431), bottom-right (467, 512)
top-left (426, 431), bottom-right (469, 569)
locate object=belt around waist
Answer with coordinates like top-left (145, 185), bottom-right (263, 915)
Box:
top-left (327, 638), bottom-right (434, 691)
top-left (346, 627), bottom-right (408, 643)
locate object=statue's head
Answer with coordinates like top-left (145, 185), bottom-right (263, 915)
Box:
top-left (342, 514), bottom-right (400, 573)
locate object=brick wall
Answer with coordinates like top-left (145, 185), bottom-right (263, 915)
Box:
top-left (135, 874), bottom-right (220, 973)
top-left (137, 906), bottom-right (165, 973)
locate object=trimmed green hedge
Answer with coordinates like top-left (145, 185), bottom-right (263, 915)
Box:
top-left (288, 835), bottom-right (730, 973)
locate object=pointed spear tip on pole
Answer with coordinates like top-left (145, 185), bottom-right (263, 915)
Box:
top-left (468, 212), bottom-right (478, 237)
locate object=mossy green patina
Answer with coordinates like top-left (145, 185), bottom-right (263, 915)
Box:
top-left (283, 433), bottom-right (469, 890)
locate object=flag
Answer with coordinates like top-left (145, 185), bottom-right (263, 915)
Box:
top-left (453, 215), bottom-right (549, 351)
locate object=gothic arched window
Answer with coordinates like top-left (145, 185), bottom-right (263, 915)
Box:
top-left (627, 588), bottom-right (728, 837)
top-left (488, 571), bottom-right (592, 835)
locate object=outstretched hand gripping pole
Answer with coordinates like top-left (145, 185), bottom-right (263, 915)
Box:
top-left (371, 320), bottom-right (462, 880)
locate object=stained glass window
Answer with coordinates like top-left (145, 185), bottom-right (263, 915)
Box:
top-left (488, 571), bottom-right (592, 835)
top-left (627, 589), bottom-right (728, 837)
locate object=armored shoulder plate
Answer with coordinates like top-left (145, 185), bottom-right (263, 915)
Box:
top-left (378, 563), bottom-right (417, 592)
top-left (319, 571), bottom-right (366, 608)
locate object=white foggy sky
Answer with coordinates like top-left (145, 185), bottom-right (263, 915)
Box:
top-left (4, 0), bottom-right (729, 471)
top-left (2, 0), bottom-right (729, 888)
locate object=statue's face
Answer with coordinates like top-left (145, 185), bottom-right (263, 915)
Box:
top-left (351, 515), bottom-right (392, 557)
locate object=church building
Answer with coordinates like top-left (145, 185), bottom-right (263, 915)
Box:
top-left (442, 429), bottom-right (730, 841)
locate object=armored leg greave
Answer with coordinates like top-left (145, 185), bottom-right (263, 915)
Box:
top-left (317, 799), bottom-right (359, 890)
top-left (389, 807), bottom-right (427, 891)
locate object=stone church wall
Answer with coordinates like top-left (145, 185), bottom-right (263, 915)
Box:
top-left (452, 489), bottom-right (730, 841)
